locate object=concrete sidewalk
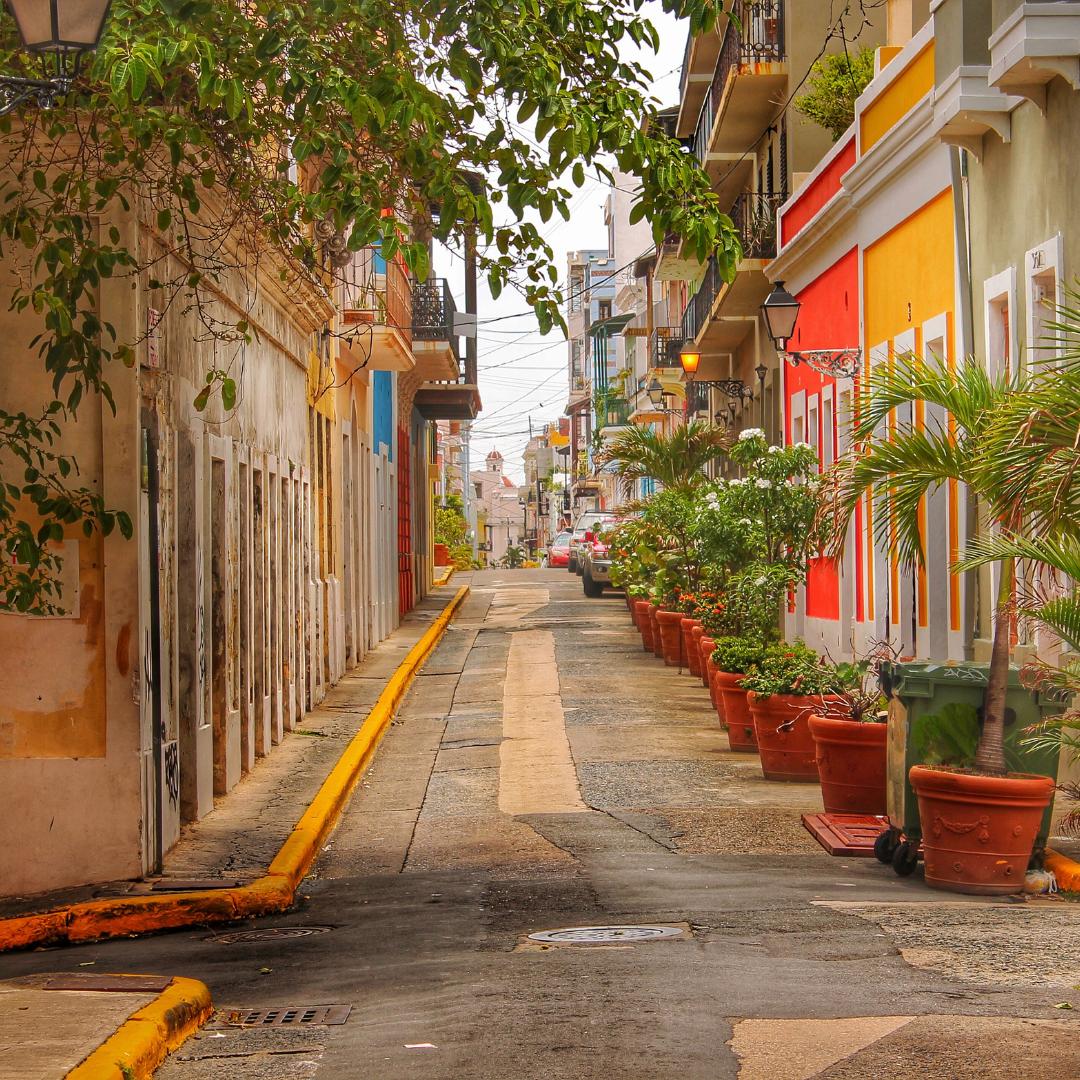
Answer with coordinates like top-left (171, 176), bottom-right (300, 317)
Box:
top-left (0, 580), bottom-right (469, 923)
top-left (0, 973), bottom-right (210, 1080)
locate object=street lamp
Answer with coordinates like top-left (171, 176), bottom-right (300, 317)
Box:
top-left (755, 362), bottom-right (767, 427)
top-left (679, 346), bottom-right (701, 375)
top-left (760, 281), bottom-right (801, 351)
top-left (1, 0), bottom-right (113, 114)
top-left (646, 377), bottom-right (665, 407)
top-left (760, 278), bottom-right (863, 378)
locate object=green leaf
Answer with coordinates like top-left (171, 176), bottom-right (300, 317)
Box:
top-left (221, 378), bottom-right (236, 411)
top-left (157, 208), bottom-right (171, 231)
top-left (110, 58), bottom-right (130, 94)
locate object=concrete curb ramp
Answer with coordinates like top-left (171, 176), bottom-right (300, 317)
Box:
top-left (433, 564), bottom-right (456, 586)
top-left (0, 585), bottom-right (470, 953)
top-left (65, 976), bottom-right (212, 1080)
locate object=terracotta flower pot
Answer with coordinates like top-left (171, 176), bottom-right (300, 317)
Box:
top-left (695, 630), bottom-right (712, 686)
top-left (635, 601), bottom-right (654, 652)
top-left (808, 714), bottom-right (887, 814)
top-left (692, 626), bottom-right (708, 687)
top-left (681, 618), bottom-right (701, 677)
top-left (649, 605), bottom-right (664, 658)
top-left (704, 654), bottom-right (723, 719)
top-left (909, 766), bottom-right (1056, 896)
top-left (656, 610), bottom-right (685, 667)
top-left (748, 692), bottom-right (823, 781)
top-left (713, 671), bottom-right (757, 752)
top-left (699, 636), bottom-right (716, 700)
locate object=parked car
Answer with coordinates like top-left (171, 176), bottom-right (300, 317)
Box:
top-left (547, 530), bottom-right (572, 568)
top-left (581, 526), bottom-right (614, 597)
top-left (568, 511), bottom-right (614, 574)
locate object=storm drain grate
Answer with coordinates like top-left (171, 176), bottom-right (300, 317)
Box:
top-left (228, 1004), bottom-right (352, 1026)
top-left (210, 926), bottom-right (334, 944)
top-left (528, 924), bottom-right (685, 944)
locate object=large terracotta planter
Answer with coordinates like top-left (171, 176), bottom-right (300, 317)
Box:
top-left (681, 619), bottom-right (701, 677)
top-left (909, 766), bottom-right (1056, 895)
top-left (699, 637), bottom-right (716, 701)
top-left (656, 610), bottom-right (685, 667)
top-left (714, 671), bottom-right (757, 752)
top-left (749, 693), bottom-right (823, 781)
top-left (808, 714), bottom-right (887, 815)
top-left (692, 626), bottom-right (709, 687)
top-left (635, 601), bottom-right (654, 652)
top-left (649, 606), bottom-right (664, 658)
top-left (704, 654), bottom-right (723, 719)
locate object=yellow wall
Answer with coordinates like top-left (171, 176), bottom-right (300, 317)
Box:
top-left (863, 188), bottom-right (955, 347)
top-left (861, 41), bottom-right (934, 151)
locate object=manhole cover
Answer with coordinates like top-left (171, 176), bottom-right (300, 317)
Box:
top-left (228, 1004), bottom-right (352, 1026)
top-left (210, 926), bottom-right (334, 943)
top-left (527, 924), bottom-right (684, 944)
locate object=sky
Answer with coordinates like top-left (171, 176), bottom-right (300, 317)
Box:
top-left (432, 4), bottom-right (689, 485)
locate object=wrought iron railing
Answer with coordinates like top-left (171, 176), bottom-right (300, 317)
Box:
top-left (650, 326), bottom-right (685, 368)
top-left (731, 191), bottom-right (781, 259)
top-left (412, 278), bottom-right (460, 363)
top-left (699, 1), bottom-right (785, 154)
top-left (338, 247), bottom-right (413, 348)
top-left (603, 396), bottom-right (632, 428)
top-left (681, 256), bottom-right (721, 344)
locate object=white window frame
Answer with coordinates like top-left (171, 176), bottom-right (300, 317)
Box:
top-left (790, 389), bottom-right (806, 447)
top-left (807, 393), bottom-right (821, 457)
top-left (1025, 234), bottom-right (1064, 368)
top-left (982, 267), bottom-right (1017, 380)
top-left (821, 384), bottom-right (835, 469)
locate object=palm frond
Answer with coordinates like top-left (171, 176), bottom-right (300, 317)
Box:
top-left (955, 531), bottom-right (1080, 579)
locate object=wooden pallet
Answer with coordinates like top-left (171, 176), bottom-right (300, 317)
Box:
top-left (802, 812), bottom-right (889, 857)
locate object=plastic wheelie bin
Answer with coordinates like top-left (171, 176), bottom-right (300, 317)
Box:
top-left (874, 661), bottom-right (1064, 876)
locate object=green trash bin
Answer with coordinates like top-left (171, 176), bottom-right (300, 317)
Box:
top-left (876, 661), bottom-right (1064, 875)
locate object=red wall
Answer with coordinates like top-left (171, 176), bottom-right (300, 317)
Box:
top-left (784, 248), bottom-right (860, 626)
top-left (780, 135), bottom-right (856, 246)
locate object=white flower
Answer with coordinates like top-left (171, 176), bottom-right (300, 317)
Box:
top-left (767, 445), bottom-right (782, 454)
top-left (738, 427), bottom-right (765, 441)
top-left (739, 518), bottom-right (753, 526)
top-left (755, 576), bottom-right (767, 586)
top-left (755, 478), bottom-right (771, 489)
top-left (795, 441), bottom-right (813, 450)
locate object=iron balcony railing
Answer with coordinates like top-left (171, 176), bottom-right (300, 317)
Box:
top-left (412, 278), bottom-right (460, 363)
top-left (339, 247), bottom-right (413, 348)
top-left (650, 326), bottom-right (685, 368)
top-left (603, 396), bottom-right (632, 428)
top-left (731, 191), bottom-right (781, 260)
top-left (681, 256), bottom-right (721, 344)
top-left (695, 1), bottom-right (785, 159)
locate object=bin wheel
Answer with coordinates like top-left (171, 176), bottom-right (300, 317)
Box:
top-left (873, 829), bottom-right (899, 865)
top-left (892, 839), bottom-right (919, 877)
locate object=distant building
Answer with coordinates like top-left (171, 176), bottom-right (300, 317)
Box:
top-left (471, 450), bottom-right (523, 564)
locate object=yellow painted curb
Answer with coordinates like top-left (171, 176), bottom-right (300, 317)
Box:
top-left (1045, 848), bottom-right (1080, 892)
top-left (0, 586), bottom-right (470, 952)
top-left (433, 565), bottom-right (455, 586)
top-left (65, 976), bottom-right (212, 1080)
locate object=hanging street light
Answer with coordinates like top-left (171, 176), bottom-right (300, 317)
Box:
top-left (760, 279), bottom-right (862, 379)
top-left (678, 345), bottom-right (700, 375)
top-left (1, 0), bottom-right (114, 115)
top-left (646, 377), bottom-right (665, 407)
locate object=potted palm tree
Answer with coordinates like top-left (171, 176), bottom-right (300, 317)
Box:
top-left (834, 350), bottom-right (1065, 893)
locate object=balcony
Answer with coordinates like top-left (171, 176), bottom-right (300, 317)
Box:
top-left (681, 256), bottom-right (722, 345)
top-left (650, 326), bottom-right (685, 368)
top-left (412, 278), bottom-right (460, 382)
top-left (654, 232), bottom-right (708, 283)
top-left (337, 247), bottom-right (414, 371)
top-left (731, 190), bottom-right (780, 261)
top-left (696, 1), bottom-right (787, 158)
top-left (413, 378), bottom-right (481, 420)
top-left (675, 21), bottom-right (729, 138)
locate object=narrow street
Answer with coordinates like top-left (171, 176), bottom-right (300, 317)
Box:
top-left (4, 570), bottom-right (1079, 1079)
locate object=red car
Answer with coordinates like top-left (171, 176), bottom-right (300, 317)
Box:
top-left (547, 530), bottom-right (572, 567)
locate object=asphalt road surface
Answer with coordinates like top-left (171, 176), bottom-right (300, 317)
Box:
top-left (4, 569), bottom-right (1079, 1079)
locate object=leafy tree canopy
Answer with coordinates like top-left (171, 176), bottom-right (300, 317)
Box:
top-left (0, 0), bottom-right (742, 612)
top-left (793, 45), bottom-right (875, 141)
